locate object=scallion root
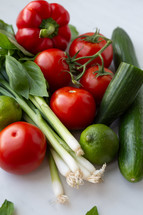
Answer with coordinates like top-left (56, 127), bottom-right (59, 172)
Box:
top-left (57, 195), bottom-right (69, 204)
top-left (88, 163), bottom-right (106, 183)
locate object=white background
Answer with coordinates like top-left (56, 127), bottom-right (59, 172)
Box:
top-left (0, 0), bottom-right (143, 214)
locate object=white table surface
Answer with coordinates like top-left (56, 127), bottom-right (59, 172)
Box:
top-left (0, 0), bottom-right (143, 214)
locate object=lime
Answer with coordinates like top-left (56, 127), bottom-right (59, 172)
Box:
top-left (0, 96), bottom-right (22, 130)
top-left (80, 124), bottom-right (119, 165)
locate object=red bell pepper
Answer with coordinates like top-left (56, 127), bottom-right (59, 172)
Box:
top-left (15, 0), bottom-right (71, 54)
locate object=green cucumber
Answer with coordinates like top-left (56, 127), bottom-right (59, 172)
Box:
top-left (119, 88), bottom-right (143, 182)
top-left (95, 62), bottom-right (143, 125)
top-left (112, 27), bottom-right (139, 69)
top-left (112, 27), bottom-right (143, 182)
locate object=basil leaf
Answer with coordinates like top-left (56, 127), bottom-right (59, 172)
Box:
top-left (5, 56), bottom-right (48, 98)
top-left (5, 55), bottom-right (29, 99)
top-left (0, 48), bottom-right (8, 55)
top-left (86, 206), bottom-right (99, 215)
top-left (0, 33), bottom-right (16, 50)
top-left (23, 61), bottom-right (49, 97)
top-left (0, 200), bottom-right (14, 215)
top-left (0, 20), bottom-right (15, 35)
top-left (69, 24), bottom-right (79, 41)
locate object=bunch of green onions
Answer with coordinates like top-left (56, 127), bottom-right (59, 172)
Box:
top-left (24, 95), bottom-right (106, 204)
top-left (0, 79), bottom-right (106, 205)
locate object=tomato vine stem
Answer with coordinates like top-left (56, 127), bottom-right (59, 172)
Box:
top-left (67, 39), bottom-right (112, 83)
top-left (73, 40), bottom-right (112, 64)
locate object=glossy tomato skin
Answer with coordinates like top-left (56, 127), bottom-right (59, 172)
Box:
top-left (15, 1), bottom-right (71, 54)
top-left (69, 32), bottom-right (113, 68)
top-left (80, 66), bottom-right (114, 104)
top-left (50, 87), bottom-right (96, 130)
top-left (34, 48), bottom-right (71, 92)
top-left (0, 122), bottom-right (46, 175)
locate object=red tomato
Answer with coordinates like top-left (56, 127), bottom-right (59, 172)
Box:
top-left (34, 48), bottom-right (71, 92)
top-left (69, 32), bottom-right (113, 68)
top-left (80, 66), bottom-right (114, 104)
top-left (0, 122), bottom-right (46, 175)
top-left (50, 87), bottom-right (96, 130)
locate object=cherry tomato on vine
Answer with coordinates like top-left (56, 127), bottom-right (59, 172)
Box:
top-left (34, 48), bottom-right (71, 92)
top-left (0, 122), bottom-right (46, 175)
top-left (69, 32), bottom-right (113, 68)
top-left (50, 86), bottom-right (96, 130)
top-left (80, 66), bottom-right (114, 104)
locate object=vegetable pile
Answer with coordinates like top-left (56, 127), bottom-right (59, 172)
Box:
top-left (0, 0), bottom-right (143, 212)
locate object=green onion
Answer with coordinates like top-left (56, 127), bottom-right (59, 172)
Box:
top-left (50, 148), bottom-right (81, 188)
top-left (0, 80), bottom-right (106, 202)
top-left (48, 151), bottom-right (68, 204)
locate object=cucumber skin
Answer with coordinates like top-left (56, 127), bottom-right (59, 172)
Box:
top-left (112, 27), bottom-right (139, 69)
top-left (112, 27), bottom-right (143, 182)
top-left (95, 62), bottom-right (143, 125)
top-left (119, 87), bottom-right (143, 182)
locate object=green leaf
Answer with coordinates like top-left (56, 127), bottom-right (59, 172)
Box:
top-left (0, 199), bottom-right (14, 215)
top-left (5, 56), bottom-right (48, 99)
top-left (23, 61), bottom-right (49, 97)
top-left (5, 55), bottom-right (30, 99)
top-left (0, 33), bottom-right (16, 50)
top-left (86, 206), bottom-right (99, 215)
top-left (0, 48), bottom-right (8, 55)
top-left (0, 20), bottom-right (15, 35)
top-left (0, 29), bottom-right (16, 41)
top-left (69, 24), bottom-right (79, 41)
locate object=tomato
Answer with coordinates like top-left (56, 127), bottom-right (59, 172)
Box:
top-left (34, 48), bottom-right (71, 92)
top-left (15, 1), bottom-right (71, 54)
top-left (69, 32), bottom-right (113, 68)
top-left (80, 66), bottom-right (114, 104)
top-left (0, 122), bottom-right (46, 175)
top-left (50, 86), bottom-right (96, 130)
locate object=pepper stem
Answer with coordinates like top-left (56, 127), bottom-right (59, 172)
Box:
top-left (40, 24), bottom-right (55, 38)
top-left (39, 18), bottom-right (59, 39)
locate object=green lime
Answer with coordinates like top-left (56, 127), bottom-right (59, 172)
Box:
top-left (80, 124), bottom-right (119, 165)
top-left (0, 96), bottom-right (22, 130)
